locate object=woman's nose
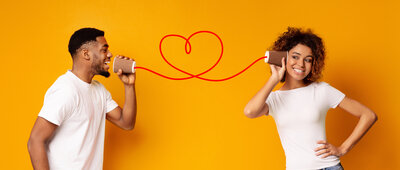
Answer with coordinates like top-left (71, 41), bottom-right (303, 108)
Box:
top-left (297, 60), bottom-right (304, 67)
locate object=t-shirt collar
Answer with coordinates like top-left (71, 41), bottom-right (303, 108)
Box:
top-left (66, 70), bottom-right (92, 88)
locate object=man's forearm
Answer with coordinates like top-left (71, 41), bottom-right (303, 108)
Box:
top-left (28, 140), bottom-right (50, 170)
top-left (121, 84), bottom-right (137, 129)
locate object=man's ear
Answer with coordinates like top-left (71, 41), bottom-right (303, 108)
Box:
top-left (81, 48), bottom-right (90, 61)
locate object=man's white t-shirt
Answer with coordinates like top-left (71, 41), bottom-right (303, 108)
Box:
top-left (38, 71), bottom-right (118, 170)
top-left (266, 82), bottom-right (345, 170)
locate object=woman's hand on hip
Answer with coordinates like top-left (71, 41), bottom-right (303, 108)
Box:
top-left (315, 140), bottom-right (348, 158)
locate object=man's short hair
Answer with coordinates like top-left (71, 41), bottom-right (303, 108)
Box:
top-left (68, 28), bottom-right (105, 58)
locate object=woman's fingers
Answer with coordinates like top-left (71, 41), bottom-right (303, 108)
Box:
top-left (315, 140), bottom-right (330, 157)
top-left (314, 144), bottom-right (327, 152)
top-left (321, 152), bottom-right (333, 158)
top-left (315, 148), bottom-right (329, 156)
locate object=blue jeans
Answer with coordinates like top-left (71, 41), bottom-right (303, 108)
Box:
top-left (319, 163), bottom-right (344, 170)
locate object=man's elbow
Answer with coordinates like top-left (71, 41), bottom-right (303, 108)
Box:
top-left (27, 138), bottom-right (32, 153)
top-left (27, 136), bottom-right (37, 154)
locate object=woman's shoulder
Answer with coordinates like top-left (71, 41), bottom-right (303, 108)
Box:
top-left (312, 81), bottom-right (343, 95)
top-left (311, 81), bottom-right (330, 88)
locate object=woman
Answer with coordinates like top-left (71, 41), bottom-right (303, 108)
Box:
top-left (244, 27), bottom-right (377, 170)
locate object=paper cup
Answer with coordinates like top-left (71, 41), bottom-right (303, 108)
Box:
top-left (264, 51), bottom-right (288, 67)
top-left (113, 57), bottom-right (136, 73)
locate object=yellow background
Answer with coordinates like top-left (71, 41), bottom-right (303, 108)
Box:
top-left (1, 0), bottom-right (399, 169)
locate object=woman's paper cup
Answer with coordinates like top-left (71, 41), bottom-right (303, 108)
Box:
top-left (264, 51), bottom-right (288, 67)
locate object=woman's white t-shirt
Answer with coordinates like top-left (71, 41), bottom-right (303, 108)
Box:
top-left (266, 82), bottom-right (345, 170)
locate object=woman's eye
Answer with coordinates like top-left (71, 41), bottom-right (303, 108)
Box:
top-left (305, 58), bottom-right (313, 63)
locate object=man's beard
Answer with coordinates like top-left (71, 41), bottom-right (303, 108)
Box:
top-left (99, 70), bottom-right (110, 78)
top-left (92, 60), bottom-right (110, 78)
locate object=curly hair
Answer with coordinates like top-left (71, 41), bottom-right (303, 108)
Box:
top-left (271, 27), bottom-right (326, 84)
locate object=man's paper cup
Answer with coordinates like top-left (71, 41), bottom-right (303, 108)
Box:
top-left (113, 57), bottom-right (136, 73)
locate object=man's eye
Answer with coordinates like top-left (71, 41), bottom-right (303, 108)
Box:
top-left (292, 56), bottom-right (299, 59)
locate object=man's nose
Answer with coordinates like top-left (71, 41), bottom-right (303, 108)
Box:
top-left (107, 51), bottom-right (112, 58)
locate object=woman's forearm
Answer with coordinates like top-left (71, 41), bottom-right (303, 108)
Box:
top-left (338, 98), bottom-right (378, 154)
top-left (244, 78), bottom-right (279, 118)
top-left (340, 109), bottom-right (377, 153)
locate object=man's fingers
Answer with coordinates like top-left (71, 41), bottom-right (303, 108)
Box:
top-left (116, 55), bottom-right (135, 61)
top-left (117, 69), bottom-right (123, 76)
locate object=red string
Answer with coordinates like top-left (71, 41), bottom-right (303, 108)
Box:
top-left (134, 31), bottom-right (267, 82)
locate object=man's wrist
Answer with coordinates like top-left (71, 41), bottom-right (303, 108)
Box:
top-left (123, 83), bottom-right (135, 89)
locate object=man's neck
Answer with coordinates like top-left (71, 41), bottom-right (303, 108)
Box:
top-left (71, 64), bottom-right (94, 83)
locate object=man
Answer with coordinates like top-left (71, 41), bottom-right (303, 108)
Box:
top-left (27, 28), bottom-right (137, 170)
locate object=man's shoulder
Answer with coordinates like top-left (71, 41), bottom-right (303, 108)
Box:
top-left (46, 73), bottom-right (77, 95)
top-left (91, 80), bottom-right (108, 91)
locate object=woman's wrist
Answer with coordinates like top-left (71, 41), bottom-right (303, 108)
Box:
top-left (339, 143), bottom-right (352, 156)
top-left (268, 74), bottom-right (280, 86)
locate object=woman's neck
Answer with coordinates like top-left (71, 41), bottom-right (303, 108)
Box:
top-left (280, 77), bottom-right (308, 91)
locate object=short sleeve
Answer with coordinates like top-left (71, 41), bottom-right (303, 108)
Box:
top-left (320, 82), bottom-right (346, 108)
top-left (38, 86), bottom-right (75, 126)
top-left (265, 92), bottom-right (276, 116)
top-left (105, 88), bottom-right (118, 113)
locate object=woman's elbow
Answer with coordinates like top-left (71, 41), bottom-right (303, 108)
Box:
top-left (122, 123), bottom-right (135, 131)
top-left (363, 110), bottom-right (378, 124)
top-left (244, 109), bottom-right (259, 119)
top-left (370, 112), bottom-right (378, 123)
